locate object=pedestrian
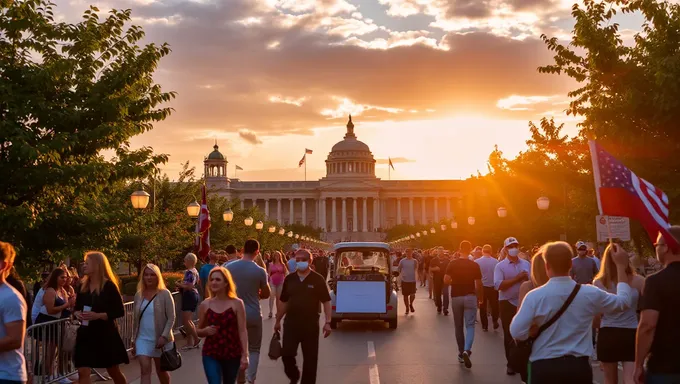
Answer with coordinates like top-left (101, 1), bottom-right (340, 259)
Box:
top-left (593, 245), bottom-right (643, 384)
top-left (222, 245), bottom-right (239, 266)
top-left (73, 251), bottom-right (128, 384)
top-left (287, 253), bottom-right (297, 275)
top-left (493, 236), bottom-right (530, 376)
top-left (197, 267), bottom-right (249, 384)
top-left (275, 249), bottom-right (332, 384)
top-left (200, 252), bottom-right (219, 298)
top-left (518, 249), bottom-right (550, 307)
top-left (6, 267), bottom-right (31, 327)
top-left (398, 249), bottom-right (418, 315)
top-left (0, 241), bottom-right (28, 384)
top-left (311, 252), bottom-right (329, 282)
top-left (635, 228), bottom-right (680, 384)
top-left (429, 248), bottom-right (450, 315)
top-left (444, 240), bottom-right (482, 369)
top-left (33, 271), bottom-right (49, 300)
top-left (132, 264), bottom-right (176, 384)
top-left (267, 251), bottom-right (288, 319)
top-left (475, 244), bottom-right (499, 332)
top-left (175, 253), bottom-right (200, 350)
top-left (510, 241), bottom-right (634, 384)
top-left (571, 241), bottom-right (599, 284)
top-left (226, 239), bottom-right (271, 384)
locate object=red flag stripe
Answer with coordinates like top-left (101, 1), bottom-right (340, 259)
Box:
top-left (635, 175), bottom-right (669, 221)
top-left (641, 178), bottom-right (670, 213)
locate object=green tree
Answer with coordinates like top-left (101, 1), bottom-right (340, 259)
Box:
top-left (0, 0), bottom-right (175, 271)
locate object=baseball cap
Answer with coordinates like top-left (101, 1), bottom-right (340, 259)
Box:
top-left (504, 237), bottom-right (519, 247)
top-left (575, 241), bottom-right (587, 249)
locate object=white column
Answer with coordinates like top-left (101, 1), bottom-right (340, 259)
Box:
top-left (289, 198), bottom-right (294, 224)
top-left (396, 198), bottom-right (402, 225)
top-left (446, 198), bottom-right (451, 218)
top-left (341, 198), bottom-right (347, 232)
top-left (352, 198), bottom-right (358, 232)
top-left (434, 198), bottom-right (439, 223)
top-left (421, 197), bottom-right (426, 224)
top-left (331, 198), bottom-right (337, 232)
top-left (277, 198), bottom-right (282, 224)
top-left (373, 197), bottom-right (379, 231)
top-left (409, 197), bottom-right (415, 226)
top-left (362, 197), bottom-right (368, 232)
top-left (264, 199), bottom-right (270, 218)
top-left (321, 199), bottom-right (327, 231)
top-left (302, 198), bottom-right (307, 226)
top-left (314, 199), bottom-right (319, 229)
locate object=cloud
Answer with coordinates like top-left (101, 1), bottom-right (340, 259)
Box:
top-left (376, 157), bottom-right (416, 164)
top-left (320, 97), bottom-right (404, 119)
top-left (496, 94), bottom-right (560, 110)
top-left (238, 129), bottom-right (263, 145)
top-left (269, 95), bottom-right (307, 107)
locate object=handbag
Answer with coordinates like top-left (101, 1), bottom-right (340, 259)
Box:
top-left (268, 330), bottom-right (282, 360)
top-left (508, 284), bottom-right (581, 374)
top-left (160, 342), bottom-right (182, 371)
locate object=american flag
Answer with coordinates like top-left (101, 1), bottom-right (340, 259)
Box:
top-left (589, 141), bottom-right (678, 250)
top-left (298, 154), bottom-right (306, 167)
top-left (194, 184), bottom-right (211, 260)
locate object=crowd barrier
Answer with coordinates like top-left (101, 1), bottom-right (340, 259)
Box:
top-left (24, 292), bottom-right (186, 384)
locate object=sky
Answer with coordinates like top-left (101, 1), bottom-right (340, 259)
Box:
top-left (55, 0), bottom-right (646, 181)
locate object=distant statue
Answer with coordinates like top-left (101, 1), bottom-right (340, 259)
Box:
top-left (346, 114), bottom-right (355, 137)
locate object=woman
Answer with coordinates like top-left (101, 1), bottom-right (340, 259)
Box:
top-left (518, 249), bottom-right (549, 308)
top-left (593, 244), bottom-right (644, 384)
top-left (132, 264), bottom-right (176, 384)
top-left (175, 253), bottom-right (200, 350)
top-left (266, 251), bottom-right (288, 318)
top-left (197, 267), bottom-right (248, 384)
top-left (73, 251), bottom-right (128, 384)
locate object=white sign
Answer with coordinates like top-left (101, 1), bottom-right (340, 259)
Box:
top-left (335, 281), bottom-right (386, 313)
top-left (596, 215), bottom-right (631, 242)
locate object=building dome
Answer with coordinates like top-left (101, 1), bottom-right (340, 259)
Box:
top-left (325, 115), bottom-right (376, 178)
top-left (207, 143), bottom-right (225, 160)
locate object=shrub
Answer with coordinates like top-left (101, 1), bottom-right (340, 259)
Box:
top-left (117, 272), bottom-right (185, 293)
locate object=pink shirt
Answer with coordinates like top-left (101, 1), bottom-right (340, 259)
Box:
top-left (269, 263), bottom-right (286, 286)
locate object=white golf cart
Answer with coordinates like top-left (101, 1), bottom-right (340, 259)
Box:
top-left (329, 242), bottom-right (398, 329)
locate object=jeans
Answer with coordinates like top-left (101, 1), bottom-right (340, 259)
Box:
top-left (530, 356), bottom-right (591, 384)
top-left (282, 321), bottom-right (320, 384)
top-left (0, 380), bottom-right (24, 384)
top-left (202, 355), bottom-right (240, 384)
top-left (433, 279), bottom-right (449, 312)
top-left (479, 286), bottom-right (499, 330)
top-left (500, 300), bottom-right (517, 368)
top-left (646, 374), bottom-right (680, 384)
top-left (450, 295), bottom-right (477, 353)
top-left (237, 318), bottom-right (262, 383)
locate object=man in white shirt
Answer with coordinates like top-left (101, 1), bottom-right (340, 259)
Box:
top-left (510, 241), bottom-right (633, 384)
top-left (475, 244), bottom-right (499, 331)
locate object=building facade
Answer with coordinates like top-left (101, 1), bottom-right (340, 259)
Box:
top-left (205, 116), bottom-right (472, 242)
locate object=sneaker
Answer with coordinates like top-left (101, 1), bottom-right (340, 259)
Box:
top-left (405, 308), bottom-right (409, 315)
top-left (493, 321), bottom-right (500, 330)
top-left (506, 367), bottom-right (516, 375)
top-left (410, 304), bottom-right (415, 313)
top-left (462, 351), bottom-right (472, 368)
top-left (458, 354), bottom-right (464, 364)
top-left (437, 308), bottom-right (442, 314)
top-left (482, 328), bottom-right (488, 332)
top-left (443, 311), bottom-right (449, 316)
top-left (268, 313), bottom-right (273, 318)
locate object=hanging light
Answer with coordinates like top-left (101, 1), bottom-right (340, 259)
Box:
top-left (186, 200), bottom-right (200, 218)
top-left (450, 220), bottom-right (458, 229)
top-left (244, 217), bottom-right (254, 226)
top-left (279, 228), bottom-right (285, 235)
top-left (295, 234), bottom-right (300, 239)
top-left (497, 207), bottom-right (507, 218)
top-left (440, 224), bottom-right (447, 231)
top-left (223, 208), bottom-right (234, 223)
top-left (255, 221), bottom-right (264, 230)
top-left (410, 234), bottom-right (415, 239)
top-left (287, 231), bottom-right (293, 237)
top-left (268, 225), bottom-right (276, 233)
top-left (430, 227), bottom-right (436, 234)
top-left (537, 196), bottom-right (550, 210)
top-left (416, 232), bottom-right (421, 238)
top-left (131, 190), bottom-right (151, 210)
top-left (423, 230), bottom-right (428, 236)
top-left (468, 216), bottom-right (476, 225)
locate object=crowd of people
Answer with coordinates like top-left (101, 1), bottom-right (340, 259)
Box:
top-left (1, 226), bottom-right (679, 384)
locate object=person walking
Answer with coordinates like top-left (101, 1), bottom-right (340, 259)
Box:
top-left (430, 249), bottom-right (450, 315)
top-left (226, 239), bottom-right (270, 384)
top-left (444, 241), bottom-right (482, 369)
top-left (398, 249), bottom-right (418, 315)
top-left (275, 249), bottom-right (331, 384)
top-left (176, 253), bottom-right (200, 350)
top-left (0, 242), bottom-right (28, 384)
top-left (197, 267), bottom-right (249, 384)
top-left (635, 228), bottom-right (680, 384)
top-left (311, 252), bottom-right (329, 282)
top-left (475, 244), bottom-right (499, 331)
top-left (493, 236), bottom-right (530, 376)
top-left (222, 245), bottom-right (239, 267)
top-left (267, 251), bottom-right (288, 319)
top-left (200, 252), bottom-right (219, 298)
top-left (132, 264), bottom-right (176, 384)
top-left (73, 251), bottom-right (128, 384)
top-left (571, 241), bottom-right (599, 284)
top-left (510, 241), bottom-right (634, 384)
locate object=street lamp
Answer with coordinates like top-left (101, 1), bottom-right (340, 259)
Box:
top-left (497, 207), bottom-right (507, 218)
top-left (468, 216), bottom-right (476, 225)
top-left (268, 225), bottom-right (276, 233)
top-left (430, 228), bottom-right (436, 234)
top-left (131, 190), bottom-right (151, 210)
top-left (416, 232), bottom-right (421, 238)
top-left (186, 200), bottom-right (200, 218)
top-left (295, 234), bottom-right (300, 239)
top-left (450, 220), bottom-right (458, 229)
top-left (255, 221), bottom-right (264, 231)
top-left (223, 208), bottom-right (234, 225)
top-left (279, 228), bottom-right (285, 235)
top-left (423, 230), bottom-right (428, 236)
top-left (440, 224), bottom-right (447, 231)
top-left (410, 234), bottom-right (415, 239)
top-left (244, 217), bottom-right (254, 226)
top-left (288, 231), bottom-right (293, 238)
top-left (537, 196), bottom-right (550, 210)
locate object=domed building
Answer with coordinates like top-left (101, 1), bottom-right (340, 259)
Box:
top-left (206, 116), bottom-right (468, 243)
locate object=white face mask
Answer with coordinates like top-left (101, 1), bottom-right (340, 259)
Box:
top-left (296, 261), bottom-right (309, 271)
top-left (507, 248), bottom-right (519, 257)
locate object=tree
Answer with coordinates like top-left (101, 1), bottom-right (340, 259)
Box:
top-left (0, 0), bottom-right (175, 270)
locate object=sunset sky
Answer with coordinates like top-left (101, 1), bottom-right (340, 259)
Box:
top-left (58, 0), bottom-right (644, 181)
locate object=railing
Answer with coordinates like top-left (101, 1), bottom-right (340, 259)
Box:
top-left (25, 292), bottom-right (186, 384)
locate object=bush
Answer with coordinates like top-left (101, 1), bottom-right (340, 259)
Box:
top-left (117, 272), bottom-right (185, 294)
top-left (123, 281), bottom-right (138, 296)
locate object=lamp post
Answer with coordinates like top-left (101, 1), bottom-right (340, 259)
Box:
top-left (450, 220), bottom-right (458, 229)
top-left (497, 207), bottom-right (507, 218)
top-left (468, 216), bottom-right (475, 226)
top-left (537, 196), bottom-right (550, 211)
top-left (131, 190), bottom-right (150, 273)
top-left (244, 217), bottom-right (254, 226)
top-left (440, 224), bottom-right (447, 231)
top-left (223, 208), bottom-right (234, 226)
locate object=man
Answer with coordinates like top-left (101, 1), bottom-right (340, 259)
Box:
top-left (221, 244), bottom-right (239, 267)
top-left (0, 241), bottom-right (27, 384)
top-left (311, 251), bottom-right (329, 282)
top-left (287, 253), bottom-right (297, 274)
top-left (32, 271), bottom-right (48, 298)
top-left (226, 240), bottom-right (271, 384)
top-left (475, 244), bottom-right (500, 331)
top-left (398, 248), bottom-right (418, 315)
top-left (199, 251), bottom-right (219, 297)
top-left (275, 249), bottom-right (331, 384)
top-left (430, 248), bottom-right (450, 315)
top-left (493, 236), bottom-right (531, 375)
top-left (571, 241), bottom-right (599, 284)
top-left (472, 246), bottom-right (483, 260)
top-left (510, 241), bottom-right (634, 384)
top-left (587, 248), bottom-right (601, 271)
top-left (445, 241), bottom-right (482, 369)
top-left (635, 228), bottom-right (680, 384)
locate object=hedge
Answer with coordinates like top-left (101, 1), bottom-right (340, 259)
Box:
top-left (118, 272), bottom-right (185, 296)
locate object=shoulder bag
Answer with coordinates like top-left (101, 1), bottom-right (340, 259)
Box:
top-left (508, 284), bottom-right (581, 373)
top-left (160, 342), bottom-right (182, 371)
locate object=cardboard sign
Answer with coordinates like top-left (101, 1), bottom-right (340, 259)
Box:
top-left (596, 215), bottom-right (631, 242)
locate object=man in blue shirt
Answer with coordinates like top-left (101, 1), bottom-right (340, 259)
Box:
top-left (198, 251), bottom-right (219, 298)
top-left (0, 241), bottom-right (27, 384)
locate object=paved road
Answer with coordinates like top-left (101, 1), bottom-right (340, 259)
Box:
top-left (120, 289), bottom-right (611, 384)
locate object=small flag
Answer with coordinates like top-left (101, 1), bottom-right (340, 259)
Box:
top-left (195, 184), bottom-right (211, 260)
top-left (298, 154), bottom-right (306, 167)
top-left (589, 140), bottom-right (679, 251)
top-left (389, 157), bottom-right (395, 170)
top-left (235, 165), bottom-right (243, 171)
top-left (305, 148), bottom-right (313, 154)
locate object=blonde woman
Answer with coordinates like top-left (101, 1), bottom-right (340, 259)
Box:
top-left (266, 251), bottom-right (288, 318)
top-left (73, 251), bottom-right (128, 384)
top-left (132, 264), bottom-right (176, 384)
top-left (517, 249), bottom-right (549, 308)
top-left (197, 267), bottom-right (248, 384)
top-left (593, 244), bottom-right (644, 384)
top-left (175, 252), bottom-right (200, 350)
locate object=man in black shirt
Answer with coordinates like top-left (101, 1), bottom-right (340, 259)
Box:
top-left (275, 249), bottom-right (332, 384)
top-left (311, 251), bottom-right (329, 282)
top-left (430, 249), bottom-right (450, 315)
top-left (445, 241), bottom-right (482, 369)
top-left (636, 227), bottom-right (680, 383)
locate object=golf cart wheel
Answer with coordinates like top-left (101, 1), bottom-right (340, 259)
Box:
top-left (330, 319), bottom-right (339, 329)
top-left (388, 319), bottom-right (397, 329)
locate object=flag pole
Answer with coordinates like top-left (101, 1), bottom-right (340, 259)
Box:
top-left (305, 156), bottom-right (307, 182)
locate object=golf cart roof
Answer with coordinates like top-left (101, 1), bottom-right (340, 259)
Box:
top-left (334, 242), bottom-right (390, 251)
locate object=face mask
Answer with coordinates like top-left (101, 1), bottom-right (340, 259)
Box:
top-left (296, 261), bottom-right (309, 271)
top-left (507, 248), bottom-right (519, 257)
top-left (578, 250), bottom-right (587, 256)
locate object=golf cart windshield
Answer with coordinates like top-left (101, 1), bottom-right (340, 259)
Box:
top-left (336, 249), bottom-right (389, 275)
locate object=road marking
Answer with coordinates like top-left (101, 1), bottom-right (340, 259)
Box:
top-left (367, 341), bottom-right (380, 384)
